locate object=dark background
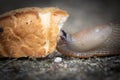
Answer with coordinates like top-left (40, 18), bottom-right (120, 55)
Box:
top-left (0, 0), bottom-right (120, 33)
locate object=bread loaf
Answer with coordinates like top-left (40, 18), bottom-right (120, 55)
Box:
top-left (0, 7), bottom-right (68, 58)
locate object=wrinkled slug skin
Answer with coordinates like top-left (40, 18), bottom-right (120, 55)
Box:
top-left (57, 24), bottom-right (120, 58)
top-left (67, 25), bottom-right (112, 52)
top-left (0, 7), bottom-right (68, 58)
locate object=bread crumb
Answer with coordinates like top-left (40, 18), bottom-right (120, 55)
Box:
top-left (54, 57), bottom-right (62, 63)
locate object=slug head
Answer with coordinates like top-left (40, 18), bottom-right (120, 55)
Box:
top-left (60, 25), bottom-right (112, 52)
top-left (60, 30), bottom-right (72, 42)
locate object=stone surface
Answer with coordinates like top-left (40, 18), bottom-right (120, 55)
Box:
top-left (0, 53), bottom-right (120, 80)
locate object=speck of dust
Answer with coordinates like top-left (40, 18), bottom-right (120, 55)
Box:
top-left (95, 29), bottom-right (100, 32)
top-left (54, 57), bottom-right (62, 63)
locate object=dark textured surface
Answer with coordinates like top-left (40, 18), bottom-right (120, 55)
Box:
top-left (0, 54), bottom-right (120, 80)
top-left (0, 0), bottom-right (120, 80)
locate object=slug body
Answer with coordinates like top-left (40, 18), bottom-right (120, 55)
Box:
top-left (66, 25), bottom-right (112, 52)
top-left (57, 24), bottom-right (120, 58)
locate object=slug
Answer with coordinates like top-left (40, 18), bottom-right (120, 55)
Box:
top-left (57, 24), bottom-right (120, 58)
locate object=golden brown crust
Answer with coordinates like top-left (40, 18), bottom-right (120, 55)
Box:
top-left (0, 7), bottom-right (68, 58)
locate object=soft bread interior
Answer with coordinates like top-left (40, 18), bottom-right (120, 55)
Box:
top-left (58, 16), bottom-right (68, 31)
top-left (38, 9), bottom-right (68, 57)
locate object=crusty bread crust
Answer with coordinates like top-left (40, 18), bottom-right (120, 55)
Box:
top-left (0, 7), bottom-right (68, 58)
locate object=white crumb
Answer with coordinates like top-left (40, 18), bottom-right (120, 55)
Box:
top-left (54, 57), bottom-right (62, 63)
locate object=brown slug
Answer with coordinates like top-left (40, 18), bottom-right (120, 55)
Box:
top-left (57, 24), bottom-right (120, 58)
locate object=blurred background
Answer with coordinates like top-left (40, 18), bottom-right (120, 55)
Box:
top-left (0, 0), bottom-right (120, 33)
top-left (0, 1), bottom-right (120, 80)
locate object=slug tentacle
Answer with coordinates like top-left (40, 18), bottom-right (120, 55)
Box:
top-left (57, 24), bottom-right (120, 58)
top-left (60, 29), bottom-right (72, 42)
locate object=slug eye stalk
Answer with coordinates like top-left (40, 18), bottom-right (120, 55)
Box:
top-left (60, 30), bottom-right (67, 40)
top-left (60, 29), bottom-right (72, 43)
